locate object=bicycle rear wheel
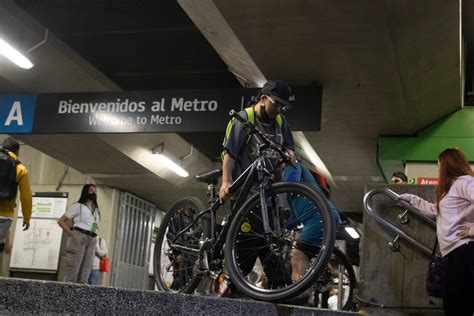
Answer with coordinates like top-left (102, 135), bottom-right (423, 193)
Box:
top-left (225, 182), bottom-right (336, 302)
top-left (154, 196), bottom-right (206, 293)
top-left (312, 247), bottom-right (357, 310)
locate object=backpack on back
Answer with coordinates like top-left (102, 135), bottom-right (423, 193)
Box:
top-left (221, 107), bottom-right (284, 160)
top-left (0, 150), bottom-right (18, 201)
top-left (308, 167), bottom-right (331, 199)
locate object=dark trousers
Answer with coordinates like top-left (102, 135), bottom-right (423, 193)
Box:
top-left (444, 242), bottom-right (474, 316)
top-left (236, 235), bottom-right (292, 288)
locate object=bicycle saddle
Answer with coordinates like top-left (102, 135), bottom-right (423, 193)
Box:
top-left (195, 169), bottom-right (222, 185)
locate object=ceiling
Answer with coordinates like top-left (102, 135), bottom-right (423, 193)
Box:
top-left (179, 0), bottom-right (462, 209)
top-left (14, 0), bottom-right (238, 90)
top-left (13, 0), bottom-right (239, 162)
top-left (0, 0), bottom-right (469, 215)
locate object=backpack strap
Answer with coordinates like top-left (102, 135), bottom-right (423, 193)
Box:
top-left (243, 107), bottom-right (283, 143)
top-left (221, 108), bottom-right (251, 160)
top-left (275, 114), bottom-right (283, 127)
top-left (244, 107), bottom-right (255, 125)
top-left (221, 106), bottom-right (284, 159)
top-left (244, 107), bottom-right (254, 144)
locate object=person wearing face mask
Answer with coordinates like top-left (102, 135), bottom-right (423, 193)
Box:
top-left (58, 184), bottom-right (100, 283)
top-left (220, 80), bottom-right (295, 293)
top-left (220, 80), bottom-right (295, 203)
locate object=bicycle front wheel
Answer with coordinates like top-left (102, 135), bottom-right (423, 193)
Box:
top-left (154, 196), bottom-right (206, 293)
top-left (225, 182), bottom-right (336, 302)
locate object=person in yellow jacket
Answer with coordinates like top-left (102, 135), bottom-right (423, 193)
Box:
top-left (0, 137), bottom-right (32, 245)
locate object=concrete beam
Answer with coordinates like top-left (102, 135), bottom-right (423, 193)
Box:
top-left (178, 0), bottom-right (265, 87)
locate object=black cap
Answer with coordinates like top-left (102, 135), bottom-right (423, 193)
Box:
top-left (261, 80), bottom-right (293, 109)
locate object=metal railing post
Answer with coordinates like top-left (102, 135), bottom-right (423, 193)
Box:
top-left (363, 188), bottom-right (435, 257)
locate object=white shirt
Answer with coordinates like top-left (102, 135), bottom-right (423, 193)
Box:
top-left (328, 295), bottom-right (338, 310)
top-left (65, 202), bottom-right (100, 231)
top-left (92, 237), bottom-right (108, 269)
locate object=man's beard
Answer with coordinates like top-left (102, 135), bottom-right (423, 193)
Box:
top-left (260, 106), bottom-right (275, 123)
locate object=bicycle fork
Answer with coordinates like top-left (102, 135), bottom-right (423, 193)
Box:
top-left (259, 176), bottom-right (273, 234)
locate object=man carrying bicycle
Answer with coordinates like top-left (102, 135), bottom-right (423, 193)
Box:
top-left (220, 80), bottom-right (295, 202)
top-left (219, 79), bottom-right (296, 290)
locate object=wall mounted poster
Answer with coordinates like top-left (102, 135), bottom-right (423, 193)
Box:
top-left (10, 192), bottom-right (68, 272)
top-left (9, 219), bottom-right (63, 271)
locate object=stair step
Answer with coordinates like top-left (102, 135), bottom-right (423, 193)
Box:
top-left (0, 277), bottom-right (357, 315)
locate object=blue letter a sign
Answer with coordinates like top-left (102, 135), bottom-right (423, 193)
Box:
top-left (0, 95), bottom-right (36, 133)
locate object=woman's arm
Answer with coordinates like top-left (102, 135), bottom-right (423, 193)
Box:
top-left (101, 239), bottom-right (108, 257)
top-left (57, 215), bottom-right (77, 240)
top-left (399, 193), bottom-right (437, 218)
top-left (97, 239), bottom-right (107, 257)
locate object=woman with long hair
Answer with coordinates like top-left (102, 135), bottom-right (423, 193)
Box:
top-left (399, 148), bottom-right (474, 315)
top-left (58, 184), bottom-right (101, 283)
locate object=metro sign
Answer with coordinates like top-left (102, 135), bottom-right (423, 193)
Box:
top-left (0, 86), bottom-right (322, 134)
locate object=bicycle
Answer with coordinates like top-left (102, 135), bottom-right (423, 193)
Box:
top-left (154, 110), bottom-right (337, 302)
top-left (311, 247), bottom-right (357, 310)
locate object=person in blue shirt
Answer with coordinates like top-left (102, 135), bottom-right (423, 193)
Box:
top-left (283, 162), bottom-right (341, 303)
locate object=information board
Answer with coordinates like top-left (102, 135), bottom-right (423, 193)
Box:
top-left (10, 192), bottom-right (68, 272)
top-left (9, 218), bottom-right (63, 271)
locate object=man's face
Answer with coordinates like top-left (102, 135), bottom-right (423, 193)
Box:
top-left (390, 177), bottom-right (405, 184)
top-left (263, 95), bottom-right (284, 118)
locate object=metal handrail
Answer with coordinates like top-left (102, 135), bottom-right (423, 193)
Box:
top-left (363, 187), bottom-right (436, 257)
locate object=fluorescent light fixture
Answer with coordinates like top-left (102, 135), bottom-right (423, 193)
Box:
top-left (0, 38), bottom-right (34, 69)
top-left (345, 226), bottom-right (360, 239)
top-left (152, 144), bottom-right (189, 178)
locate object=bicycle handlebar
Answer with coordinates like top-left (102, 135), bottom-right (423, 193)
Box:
top-left (229, 110), bottom-right (292, 164)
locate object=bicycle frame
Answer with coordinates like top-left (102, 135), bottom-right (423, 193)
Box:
top-left (167, 109), bottom-right (292, 276)
top-left (170, 145), bottom-right (275, 263)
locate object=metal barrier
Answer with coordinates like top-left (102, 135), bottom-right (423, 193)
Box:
top-left (363, 188), bottom-right (436, 257)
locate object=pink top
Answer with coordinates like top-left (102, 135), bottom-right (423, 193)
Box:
top-left (400, 175), bottom-right (474, 256)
